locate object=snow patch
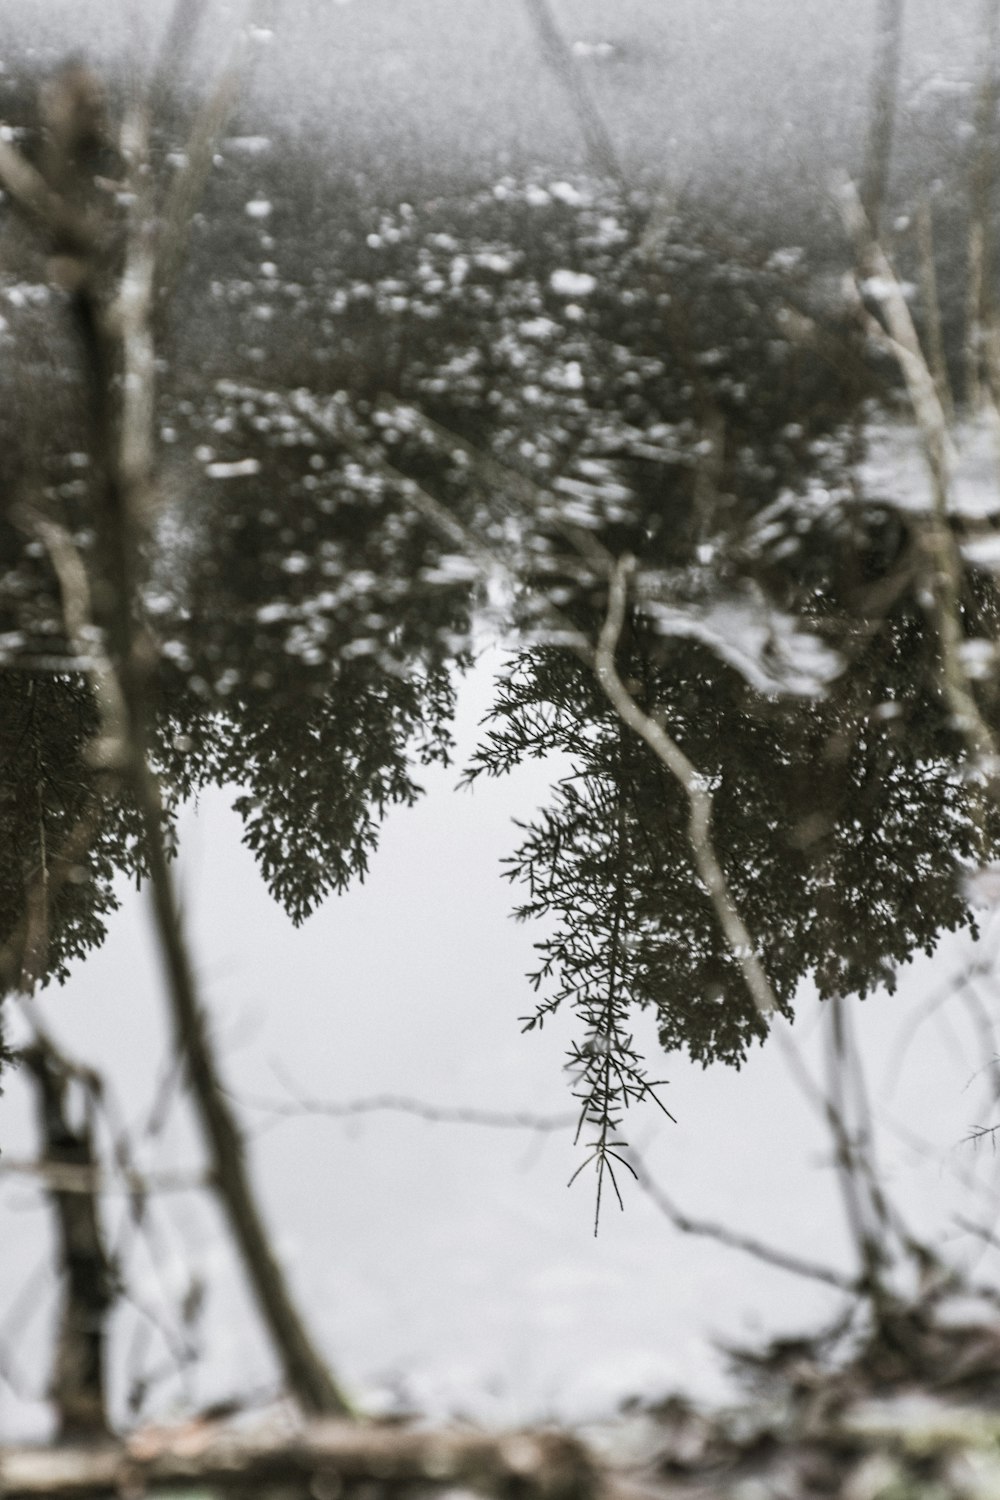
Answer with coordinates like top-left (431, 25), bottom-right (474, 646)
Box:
top-left (861, 415), bottom-right (1000, 520)
top-left (550, 269), bottom-right (598, 298)
top-left (644, 584), bottom-right (842, 697)
top-left (206, 457), bottom-right (262, 479)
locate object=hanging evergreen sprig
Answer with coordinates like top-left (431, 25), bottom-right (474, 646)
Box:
top-left (471, 647), bottom-right (683, 1227)
top-left (563, 744), bottom-right (676, 1233)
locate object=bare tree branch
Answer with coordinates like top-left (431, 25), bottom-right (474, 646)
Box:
top-left (522, 0), bottom-right (624, 186)
top-left (155, 61), bottom-right (242, 305)
top-left (0, 65), bottom-right (356, 1420)
top-left (841, 180), bottom-right (1000, 795)
top-left (861, 0), bottom-right (905, 237)
top-left (238, 1079), bottom-right (578, 1134)
top-left (0, 139), bottom-right (90, 254)
top-left (628, 1149), bottom-right (857, 1293)
top-left (0, 1158), bottom-right (206, 1196)
top-left (20, 1039), bottom-right (117, 1439)
top-left (967, 0), bottom-right (1000, 408)
top-left (594, 554), bottom-right (777, 1021)
top-left (916, 195), bottom-right (954, 424)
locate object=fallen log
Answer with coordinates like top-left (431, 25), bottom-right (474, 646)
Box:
top-left (0, 1419), bottom-right (599, 1499)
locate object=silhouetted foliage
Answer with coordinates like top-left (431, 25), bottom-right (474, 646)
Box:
top-left (0, 672), bottom-right (145, 992)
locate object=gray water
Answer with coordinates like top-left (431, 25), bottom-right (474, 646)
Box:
top-left (3, 0), bottom-right (1000, 1443)
top-left (2, 650), bottom-right (1000, 1435)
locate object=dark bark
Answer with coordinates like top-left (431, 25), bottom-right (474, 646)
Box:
top-left (21, 1042), bottom-right (116, 1441)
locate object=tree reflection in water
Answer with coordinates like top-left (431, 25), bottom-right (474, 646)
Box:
top-left (3, 35), bottom-right (1000, 1478)
top-left (0, 71), bottom-right (998, 1168)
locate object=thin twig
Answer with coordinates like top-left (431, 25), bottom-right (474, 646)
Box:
top-left (521, 0), bottom-right (625, 187)
top-left (0, 138), bottom-right (90, 252)
top-left (967, 0), bottom-right (1000, 409)
top-left (628, 1149), bottom-right (857, 1292)
top-left (0, 1158), bottom-right (207, 1196)
top-left (825, 997), bottom-right (898, 1313)
top-left (155, 62), bottom-right (243, 306)
top-left (237, 1083), bottom-right (577, 1135)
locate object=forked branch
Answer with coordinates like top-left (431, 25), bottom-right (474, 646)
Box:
top-left (594, 554), bottom-right (778, 1021)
